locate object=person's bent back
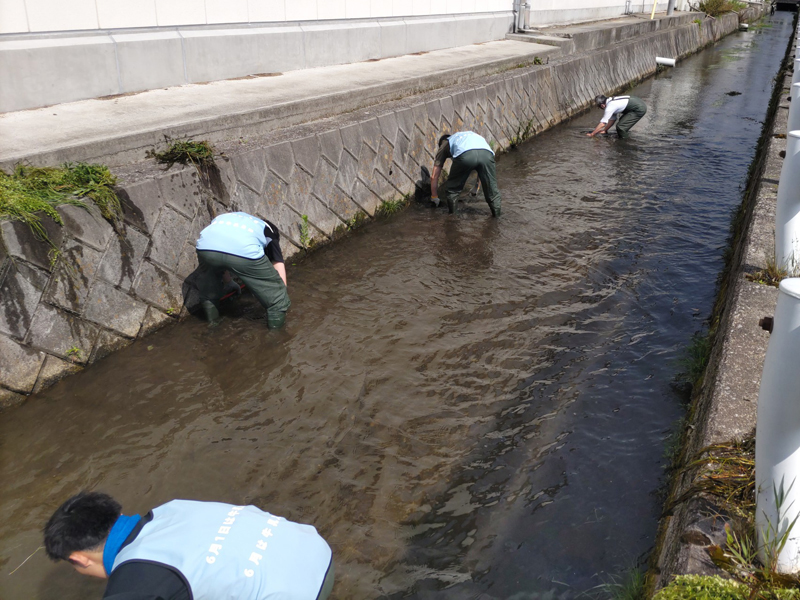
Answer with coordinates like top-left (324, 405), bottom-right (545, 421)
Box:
top-left (44, 491), bottom-right (334, 600)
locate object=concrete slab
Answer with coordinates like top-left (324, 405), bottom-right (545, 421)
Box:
top-left (0, 39), bottom-right (558, 170)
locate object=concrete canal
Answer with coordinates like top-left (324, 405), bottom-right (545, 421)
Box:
top-left (0, 11), bottom-right (794, 599)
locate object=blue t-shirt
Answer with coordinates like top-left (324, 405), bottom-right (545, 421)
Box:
top-left (196, 212), bottom-right (283, 262)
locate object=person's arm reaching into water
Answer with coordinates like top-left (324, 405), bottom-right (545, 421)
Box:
top-left (587, 118), bottom-right (615, 137)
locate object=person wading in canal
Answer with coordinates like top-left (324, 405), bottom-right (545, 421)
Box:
top-left (196, 211), bottom-right (290, 328)
top-left (431, 131), bottom-right (502, 217)
top-left (43, 491), bottom-right (335, 600)
top-left (587, 94), bottom-right (647, 139)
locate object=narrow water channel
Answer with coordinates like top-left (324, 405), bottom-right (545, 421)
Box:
top-left (0, 12), bottom-right (793, 599)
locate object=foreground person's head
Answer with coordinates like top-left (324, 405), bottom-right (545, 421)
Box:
top-left (594, 95), bottom-right (607, 109)
top-left (44, 491), bottom-right (121, 579)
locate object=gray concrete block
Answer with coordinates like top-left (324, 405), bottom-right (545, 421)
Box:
top-left (27, 303), bottom-right (98, 364)
top-left (339, 123), bottom-right (363, 161)
top-left (356, 143), bottom-right (379, 186)
top-left (47, 239), bottom-right (104, 313)
top-left (405, 17), bottom-right (456, 54)
top-left (158, 168), bottom-right (201, 219)
top-left (139, 305), bottom-right (174, 337)
top-left (57, 204), bottom-right (114, 251)
top-left (176, 243), bottom-right (199, 279)
top-left (0, 386), bottom-right (26, 410)
top-left (286, 168), bottom-right (341, 236)
top-left (426, 99), bottom-right (443, 130)
top-left (335, 151), bottom-right (361, 196)
top-left (134, 261), bottom-right (185, 312)
top-left (90, 328), bottom-right (132, 362)
top-left (0, 35), bottom-right (119, 112)
top-left (440, 96), bottom-right (455, 130)
top-left (374, 136), bottom-right (396, 181)
top-left (112, 31), bottom-right (185, 93)
top-left (318, 129), bottom-right (343, 167)
top-left (351, 178), bottom-right (381, 216)
top-left (312, 158), bottom-right (338, 200)
top-left (360, 118), bottom-right (383, 153)
top-left (232, 149), bottom-right (268, 194)
top-left (0, 261), bottom-right (48, 340)
top-left (230, 183), bottom-right (265, 219)
top-left (97, 225), bottom-right (149, 291)
top-left (0, 217), bottom-right (64, 272)
top-left (84, 279), bottom-right (149, 337)
top-left (292, 135), bottom-right (321, 177)
top-left (0, 332), bottom-right (46, 393)
top-left (148, 207), bottom-right (193, 271)
top-left (394, 106), bottom-right (415, 140)
top-left (119, 177), bottom-right (165, 234)
top-left (378, 112), bottom-right (399, 145)
top-left (326, 184), bottom-right (365, 223)
top-left (32, 354), bottom-right (82, 394)
top-left (265, 142), bottom-right (296, 184)
top-left (379, 18), bottom-right (407, 58)
top-left (302, 21), bottom-right (381, 69)
top-left (213, 156), bottom-right (238, 205)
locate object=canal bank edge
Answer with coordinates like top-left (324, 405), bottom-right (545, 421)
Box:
top-left (648, 11), bottom-right (799, 596)
top-left (0, 6), bottom-right (766, 408)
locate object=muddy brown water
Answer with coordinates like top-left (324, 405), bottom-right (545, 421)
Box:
top-left (0, 12), bottom-right (794, 599)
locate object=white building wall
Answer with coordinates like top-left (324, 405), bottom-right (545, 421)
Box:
top-left (0, 0), bottom-right (511, 33)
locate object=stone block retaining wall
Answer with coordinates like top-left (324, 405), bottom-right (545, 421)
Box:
top-left (0, 8), bottom-right (760, 407)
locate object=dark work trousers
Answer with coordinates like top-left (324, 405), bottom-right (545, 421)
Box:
top-left (443, 149), bottom-right (502, 216)
top-left (615, 97), bottom-right (647, 138)
top-left (196, 250), bottom-right (290, 328)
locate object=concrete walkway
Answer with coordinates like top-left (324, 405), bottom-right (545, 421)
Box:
top-left (0, 11), bottom-right (687, 170)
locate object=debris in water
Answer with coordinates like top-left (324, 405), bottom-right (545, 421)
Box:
top-left (726, 91), bottom-right (742, 96)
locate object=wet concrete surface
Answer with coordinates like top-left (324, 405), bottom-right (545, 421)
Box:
top-left (0, 12), bottom-right (794, 600)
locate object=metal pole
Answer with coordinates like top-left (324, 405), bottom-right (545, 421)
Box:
top-left (755, 278), bottom-right (800, 572)
top-left (776, 130), bottom-right (800, 272)
top-left (667, 0), bottom-right (676, 15)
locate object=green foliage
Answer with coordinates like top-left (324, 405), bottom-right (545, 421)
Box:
top-left (654, 575), bottom-right (750, 600)
top-left (65, 346), bottom-right (82, 361)
top-left (533, 56), bottom-right (544, 65)
top-left (746, 252), bottom-right (789, 287)
top-left (510, 119), bottom-right (536, 148)
top-left (696, 0), bottom-right (747, 16)
top-left (149, 140), bottom-right (215, 169)
top-left (693, 18), bottom-right (703, 28)
top-left (0, 163), bottom-right (120, 245)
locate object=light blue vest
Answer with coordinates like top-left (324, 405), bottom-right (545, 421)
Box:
top-left (113, 500), bottom-right (332, 600)
top-left (448, 131), bottom-right (493, 158)
top-left (196, 212), bottom-right (275, 260)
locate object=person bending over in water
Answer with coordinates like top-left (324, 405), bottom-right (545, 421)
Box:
top-left (196, 211), bottom-right (290, 328)
top-left (44, 491), bottom-right (335, 600)
top-left (431, 131), bottom-right (502, 217)
top-left (587, 94), bottom-right (647, 139)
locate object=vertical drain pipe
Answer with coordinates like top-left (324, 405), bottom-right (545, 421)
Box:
top-left (755, 279), bottom-right (800, 573)
top-left (776, 131), bottom-right (800, 271)
top-left (793, 59), bottom-right (800, 86)
top-left (791, 83), bottom-right (800, 133)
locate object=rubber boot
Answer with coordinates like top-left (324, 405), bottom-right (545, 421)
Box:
top-left (489, 203), bottom-right (501, 218)
top-left (447, 198), bottom-right (458, 214)
top-left (201, 300), bottom-right (221, 324)
top-left (267, 311), bottom-right (287, 330)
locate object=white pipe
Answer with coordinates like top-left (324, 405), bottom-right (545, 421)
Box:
top-left (756, 278), bottom-right (800, 573)
top-left (656, 57), bottom-right (676, 67)
top-left (793, 59), bottom-right (800, 86)
top-left (775, 131), bottom-right (800, 272)
top-left (740, 23), bottom-right (749, 30)
top-left (790, 84), bottom-right (800, 135)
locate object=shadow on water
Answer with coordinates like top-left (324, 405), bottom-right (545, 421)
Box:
top-left (0, 12), bottom-right (794, 600)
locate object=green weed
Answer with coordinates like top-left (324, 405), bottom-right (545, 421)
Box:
top-left (65, 346), bottom-right (82, 362)
top-left (149, 140), bottom-right (215, 169)
top-left (676, 331), bottom-right (712, 391)
top-left (299, 214), bottom-right (311, 250)
top-left (697, 0), bottom-right (747, 16)
top-left (595, 568), bottom-right (646, 600)
top-left (376, 197), bottom-right (409, 218)
top-left (746, 253), bottom-right (789, 287)
top-left (0, 163), bottom-right (120, 245)
top-left (533, 56), bottom-right (544, 65)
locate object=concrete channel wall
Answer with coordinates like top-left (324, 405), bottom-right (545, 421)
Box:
top-left (0, 7), bottom-right (763, 408)
top-left (650, 11), bottom-right (797, 593)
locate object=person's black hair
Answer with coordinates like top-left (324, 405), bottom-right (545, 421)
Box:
top-left (594, 95), bottom-right (607, 107)
top-left (438, 134), bottom-right (451, 147)
top-left (43, 491), bottom-right (122, 561)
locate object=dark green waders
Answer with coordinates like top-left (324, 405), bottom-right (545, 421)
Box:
top-left (196, 251), bottom-right (290, 329)
top-left (443, 149), bottom-right (502, 216)
top-left (615, 96), bottom-right (647, 139)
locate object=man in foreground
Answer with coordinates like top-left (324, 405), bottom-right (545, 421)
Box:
top-left (44, 491), bottom-right (334, 600)
top-left (587, 94), bottom-right (648, 139)
top-left (430, 131), bottom-right (502, 217)
top-left (196, 211), bottom-right (290, 328)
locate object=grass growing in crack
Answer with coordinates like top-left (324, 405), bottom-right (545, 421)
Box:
top-left (0, 163), bottom-right (120, 246)
top-left (149, 140), bottom-right (215, 169)
top-left (65, 346), bottom-right (82, 362)
top-left (376, 196), bottom-right (410, 218)
top-left (746, 253), bottom-right (789, 287)
top-left (592, 568), bottom-right (646, 600)
top-left (510, 119), bottom-right (536, 148)
top-left (299, 214), bottom-right (311, 250)
top-left (675, 331), bottom-right (712, 392)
